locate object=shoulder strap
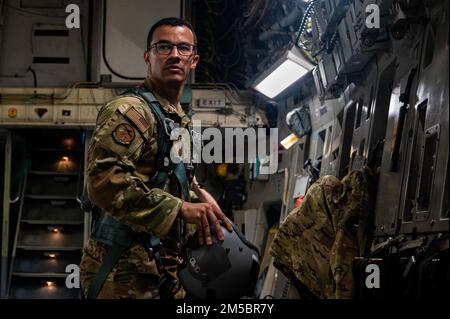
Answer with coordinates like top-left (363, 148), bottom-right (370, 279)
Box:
top-left (121, 88), bottom-right (190, 201)
top-left (122, 88), bottom-right (171, 165)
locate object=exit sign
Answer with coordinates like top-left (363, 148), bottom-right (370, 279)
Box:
top-left (198, 98), bottom-right (227, 108)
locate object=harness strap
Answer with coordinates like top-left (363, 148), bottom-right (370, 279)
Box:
top-left (123, 87), bottom-right (191, 201)
top-left (86, 243), bottom-right (129, 299)
top-left (86, 87), bottom-right (193, 298)
top-left (86, 213), bottom-right (174, 299)
top-left (87, 213), bottom-right (136, 299)
top-left (173, 160), bottom-right (190, 201)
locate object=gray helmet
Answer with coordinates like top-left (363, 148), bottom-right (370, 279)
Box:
top-left (178, 222), bottom-right (260, 299)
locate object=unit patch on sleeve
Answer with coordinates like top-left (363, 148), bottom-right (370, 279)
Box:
top-left (112, 123), bottom-right (136, 145)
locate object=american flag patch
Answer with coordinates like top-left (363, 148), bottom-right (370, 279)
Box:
top-left (124, 107), bottom-right (150, 133)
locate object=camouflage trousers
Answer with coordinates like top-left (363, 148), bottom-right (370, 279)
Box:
top-left (80, 239), bottom-right (186, 299)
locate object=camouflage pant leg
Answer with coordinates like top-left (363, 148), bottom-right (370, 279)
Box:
top-left (80, 251), bottom-right (161, 299)
top-left (80, 239), bottom-right (185, 299)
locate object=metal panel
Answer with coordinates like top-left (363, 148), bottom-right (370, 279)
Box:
top-left (367, 59), bottom-right (397, 166)
top-left (373, 83), bottom-right (403, 235)
top-left (399, 99), bottom-right (428, 224)
top-left (0, 87), bottom-right (114, 127)
top-left (400, 2), bottom-right (449, 233)
top-left (98, 0), bottom-right (183, 82)
top-left (0, 0), bottom-right (90, 87)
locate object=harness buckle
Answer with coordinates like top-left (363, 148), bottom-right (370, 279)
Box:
top-left (163, 118), bottom-right (181, 141)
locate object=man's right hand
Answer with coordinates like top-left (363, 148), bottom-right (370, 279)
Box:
top-left (179, 202), bottom-right (232, 246)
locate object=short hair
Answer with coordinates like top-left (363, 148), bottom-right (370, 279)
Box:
top-left (146, 17), bottom-right (197, 50)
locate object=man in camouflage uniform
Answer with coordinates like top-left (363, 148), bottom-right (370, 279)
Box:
top-left (80, 17), bottom-right (232, 299)
top-left (270, 167), bottom-right (375, 298)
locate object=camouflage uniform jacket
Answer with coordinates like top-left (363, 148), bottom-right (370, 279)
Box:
top-left (270, 167), bottom-right (374, 299)
top-left (80, 79), bottom-right (192, 299)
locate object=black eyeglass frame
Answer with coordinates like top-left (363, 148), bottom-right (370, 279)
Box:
top-left (149, 41), bottom-right (197, 56)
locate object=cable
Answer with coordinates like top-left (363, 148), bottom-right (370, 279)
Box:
top-left (242, 0), bottom-right (262, 18)
top-left (192, 82), bottom-right (252, 103)
top-left (243, 0), bottom-right (266, 29)
top-left (0, 65), bottom-right (37, 87)
top-left (252, 0), bottom-right (273, 29)
top-left (0, 80), bottom-right (101, 102)
top-left (27, 67), bottom-right (37, 88)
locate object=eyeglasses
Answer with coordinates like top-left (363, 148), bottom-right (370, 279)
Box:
top-left (150, 42), bottom-right (196, 56)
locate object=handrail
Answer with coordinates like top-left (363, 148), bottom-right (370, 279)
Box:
top-left (9, 175), bottom-right (24, 204)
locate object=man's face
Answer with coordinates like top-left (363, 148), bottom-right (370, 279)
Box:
top-left (144, 25), bottom-right (199, 86)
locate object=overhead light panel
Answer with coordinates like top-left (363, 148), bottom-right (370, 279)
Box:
top-left (252, 46), bottom-right (315, 99)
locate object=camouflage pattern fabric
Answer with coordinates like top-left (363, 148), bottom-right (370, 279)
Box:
top-left (270, 167), bottom-right (374, 299)
top-left (80, 80), bottom-right (192, 299)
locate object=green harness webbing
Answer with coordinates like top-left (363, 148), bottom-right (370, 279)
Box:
top-left (85, 88), bottom-right (192, 299)
top-left (86, 213), bottom-right (136, 299)
top-left (86, 213), bottom-right (174, 299)
top-left (126, 87), bottom-right (190, 201)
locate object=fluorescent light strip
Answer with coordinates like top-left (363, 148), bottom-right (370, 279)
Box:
top-left (254, 59), bottom-right (309, 99)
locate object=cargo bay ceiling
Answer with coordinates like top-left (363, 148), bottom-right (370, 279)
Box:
top-left (0, 0), bottom-right (309, 90)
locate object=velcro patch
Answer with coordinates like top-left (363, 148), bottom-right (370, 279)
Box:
top-left (118, 104), bottom-right (130, 114)
top-left (112, 123), bottom-right (135, 145)
top-left (123, 107), bottom-right (150, 134)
